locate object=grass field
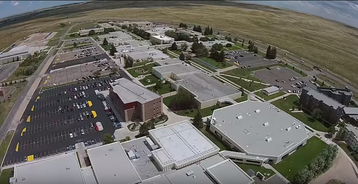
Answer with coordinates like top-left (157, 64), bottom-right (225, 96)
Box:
top-left (148, 82), bottom-right (172, 95)
top-left (280, 64), bottom-right (308, 77)
top-left (235, 93), bottom-right (248, 103)
top-left (126, 63), bottom-right (155, 77)
top-left (222, 68), bottom-right (261, 81)
top-left (69, 22), bottom-right (98, 33)
top-left (222, 75), bottom-right (267, 91)
top-left (0, 131), bottom-right (14, 165)
top-left (271, 95), bottom-right (330, 132)
top-left (273, 137), bottom-right (327, 182)
top-left (237, 163), bottom-right (275, 177)
top-left (190, 60), bottom-right (217, 72)
top-left (317, 74), bottom-right (346, 89)
top-left (0, 168), bottom-right (13, 184)
top-left (139, 74), bottom-right (159, 86)
top-left (200, 57), bottom-right (233, 69)
top-left (0, 82), bottom-right (27, 127)
top-left (0, 2), bottom-right (357, 88)
top-left (255, 91), bottom-right (286, 101)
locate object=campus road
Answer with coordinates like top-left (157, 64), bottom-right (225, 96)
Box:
top-left (0, 24), bottom-right (77, 144)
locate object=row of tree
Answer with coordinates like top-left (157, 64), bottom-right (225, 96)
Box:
top-left (203, 26), bottom-right (213, 35)
top-left (168, 88), bottom-right (197, 110)
top-left (248, 40), bottom-right (259, 54)
top-left (210, 43), bottom-right (225, 62)
top-left (193, 25), bottom-right (202, 33)
top-left (266, 45), bottom-right (277, 59)
top-left (131, 27), bottom-right (151, 40)
top-left (179, 23), bottom-right (188, 29)
top-left (191, 41), bottom-right (209, 57)
top-left (293, 145), bottom-right (338, 184)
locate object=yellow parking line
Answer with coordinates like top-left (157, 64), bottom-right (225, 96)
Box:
top-left (31, 105), bottom-right (34, 112)
top-left (21, 128), bottom-right (26, 136)
top-left (26, 115), bottom-right (31, 123)
top-left (15, 143), bottom-right (19, 152)
top-left (35, 96), bottom-right (40, 102)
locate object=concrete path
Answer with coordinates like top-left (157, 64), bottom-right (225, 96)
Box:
top-left (216, 65), bottom-right (237, 72)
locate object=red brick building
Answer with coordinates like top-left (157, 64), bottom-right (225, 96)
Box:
top-left (109, 78), bottom-right (162, 122)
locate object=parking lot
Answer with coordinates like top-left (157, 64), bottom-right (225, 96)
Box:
top-left (225, 50), bottom-right (277, 68)
top-left (44, 58), bottom-right (115, 87)
top-left (254, 66), bottom-right (316, 92)
top-left (3, 77), bottom-right (123, 166)
top-left (56, 44), bottom-right (104, 62)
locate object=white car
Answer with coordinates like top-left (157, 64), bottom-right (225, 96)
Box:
top-left (287, 90), bottom-right (292, 93)
top-left (69, 133), bottom-right (74, 138)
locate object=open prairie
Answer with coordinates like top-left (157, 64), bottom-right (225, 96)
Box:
top-left (1, 1), bottom-right (358, 86)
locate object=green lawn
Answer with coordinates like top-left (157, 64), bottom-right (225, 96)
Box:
top-left (0, 82), bottom-right (27, 127)
top-left (273, 137), bottom-right (327, 182)
top-left (0, 131), bottom-right (14, 165)
top-left (139, 74), bottom-right (159, 86)
top-left (0, 168), bottom-right (13, 184)
top-left (317, 74), bottom-right (345, 89)
top-left (190, 60), bottom-right (216, 72)
top-left (271, 95), bottom-right (330, 132)
top-left (223, 68), bottom-right (261, 81)
top-left (237, 163), bottom-right (275, 177)
top-left (101, 44), bottom-right (111, 51)
top-left (148, 82), bottom-right (172, 95)
top-left (47, 38), bottom-right (60, 46)
top-left (224, 45), bottom-right (243, 51)
top-left (200, 57), bottom-right (232, 69)
top-left (126, 63), bottom-right (155, 77)
top-left (69, 22), bottom-right (98, 33)
top-left (255, 91), bottom-right (286, 101)
top-left (235, 93), bottom-right (248, 103)
top-left (201, 126), bottom-right (232, 151)
top-left (222, 75), bottom-right (267, 92)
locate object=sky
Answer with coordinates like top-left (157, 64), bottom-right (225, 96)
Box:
top-left (0, 1), bottom-right (358, 28)
top-left (240, 1), bottom-right (358, 28)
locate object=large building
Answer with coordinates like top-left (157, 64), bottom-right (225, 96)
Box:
top-left (344, 124), bottom-right (358, 152)
top-left (210, 101), bottom-right (308, 164)
top-left (9, 121), bottom-right (255, 184)
top-left (109, 78), bottom-right (162, 122)
top-left (300, 87), bottom-right (345, 124)
top-left (149, 121), bottom-right (220, 170)
top-left (153, 62), bottom-right (241, 109)
top-left (150, 35), bottom-right (174, 44)
top-left (344, 107), bottom-right (358, 125)
top-left (125, 49), bottom-right (169, 62)
top-left (317, 87), bottom-right (352, 106)
top-left (0, 50), bottom-right (30, 64)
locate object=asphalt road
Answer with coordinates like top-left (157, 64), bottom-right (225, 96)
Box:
top-left (0, 24), bottom-right (76, 145)
top-left (3, 77), bottom-right (118, 166)
top-left (0, 62), bottom-right (20, 82)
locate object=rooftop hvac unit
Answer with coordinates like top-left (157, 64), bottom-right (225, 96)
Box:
top-left (236, 115), bottom-right (243, 120)
top-left (286, 127), bottom-right (291, 131)
top-left (186, 171), bottom-right (194, 176)
top-left (255, 109), bottom-right (260, 113)
top-left (266, 137), bottom-right (272, 142)
top-left (263, 122), bottom-right (269, 126)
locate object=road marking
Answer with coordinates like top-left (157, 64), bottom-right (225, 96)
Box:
top-left (26, 115), bottom-right (31, 123)
top-left (15, 143), bottom-right (19, 152)
top-left (21, 128), bottom-right (26, 136)
top-left (31, 105), bottom-right (34, 112)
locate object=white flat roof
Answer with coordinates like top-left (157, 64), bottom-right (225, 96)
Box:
top-left (87, 142), bottom-right (141, 184)
top-left (263, 86), bottom-right (279, 93)
top-left (152, 35), bottom-right (174, 41)
top-left (110, 78), bottom-right (160, 104)
top-left (81, 166), bottom-right (98, 184)
top-left (206, 160), bottom-right (254, 184)
top-left (165, 164), bottom-right (215, 184)
top-left (155, 58), bottom-right (184, 66)
top-left (127, 49), bottom-right (169, 61)
top-left (211, 101), bottom-right (308, 158)
top-left (150, 121), bottom-right (219, 167)
top-left (153, 63), bottom-right (198, 77)
top-left (13, 153), bottom-right (85, 184)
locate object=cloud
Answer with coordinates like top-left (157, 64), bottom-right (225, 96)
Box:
top-left (11, 1), bottom-right (19, 6)
top-left (0, 1), bottom-right (3, 5)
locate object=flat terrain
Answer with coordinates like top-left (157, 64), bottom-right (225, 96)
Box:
top-left (0, 2), bottom-right (357, 87)
top-left (273, 137), bottom-right (327, 182)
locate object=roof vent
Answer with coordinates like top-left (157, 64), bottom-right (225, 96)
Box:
top-left (295, 126), bottom-right (300, 129)
top-left (236, 115), bottom-right (243, 120)
top-left (286, 127), bottom-right (291, 131)
top-left (266, 137), bottom-right (272, 142)
top-left (263, 122), bottom-right (269, 126)
top-left (186, 171), bottom-right (194, 176)
top-left (255, 109), bottom-right (260, 113)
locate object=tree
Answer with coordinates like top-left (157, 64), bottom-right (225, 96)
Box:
top-left (154, 80), bottom-right (163, 91)
top-left (180, 43), bottom-right (188, 51)
top-left (73, 42), bottom-right (77, 48)
top-left (103, 38), bottom-right (108, 46)
top-left (234, 37), bottom-right (238, 42)
top-left (179, 52), bottom-right (185, 61)
top-left (218, 51), bottom-right (225, 62)
top-left (93, 70), bottom-right (101, 76)
top-left (329, 126), bottom-right (336, 136)
top-left (171, 42), bottom-right (178, 50)
top-left (124, 57), bottom-right (133, 68)
top-left (226, 37), bottom-right (232, 42)
top-left (240, 87), bottom-right (245, 95)
top-left (16, 56), bottom-right (19, 61)
top-left (139, 122), bottom-right (149, 136)
top-left (253, 46), bottom-right (258, 54)
top-left (59, 23), bottom-right (66, 27)
top-left (312, 108), bottom-right (323, 120)
top-left (179, 23), bottom-right (188, 29)
top-left (248, 41), bottom-right (255, 52)
top-left (109, 45), bottom-right (117, 56)
top-left (193, 110), bottom-right (203, 129)
top-left (103, 133), bottom-right (114, 144)
top-left (169, 88), bottom-right (196, 110)
top-left (88, 30), bottom-right (95, 36)
top-left (322, 81), bottom-right (325, 86)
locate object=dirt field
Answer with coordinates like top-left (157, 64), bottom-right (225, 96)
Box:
top-left (0, 2), bottom-right (357, 86)
top-left (310, 149), bottom-right (358, 184)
